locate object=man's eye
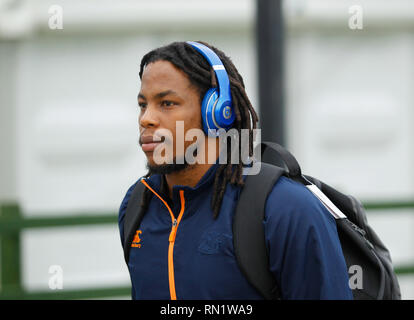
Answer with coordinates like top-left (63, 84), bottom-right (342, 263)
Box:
top-left (161, 100), bottom-right (176, 107)
top-left (138, 102), bottom-right (147, 108)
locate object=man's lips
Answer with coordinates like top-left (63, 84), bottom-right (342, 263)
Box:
top-left (139, 135), bottom-right (166, 152)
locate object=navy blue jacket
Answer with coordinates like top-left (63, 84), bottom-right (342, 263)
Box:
top-left (118, 162), bottom-right (353, 300)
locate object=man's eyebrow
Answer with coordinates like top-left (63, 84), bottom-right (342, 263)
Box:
top-left (138, 93), bottom-right (146, 100)
top-left (138, 90), bottom-right (179, 100)
top-left (154, 90), bottom-right (179, 99)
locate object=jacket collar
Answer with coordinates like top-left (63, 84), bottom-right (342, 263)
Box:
top-left (142, 157), bottom-right (221, 208)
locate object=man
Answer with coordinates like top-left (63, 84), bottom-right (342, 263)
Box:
top-left (118, 41), bottom-right (353, 300)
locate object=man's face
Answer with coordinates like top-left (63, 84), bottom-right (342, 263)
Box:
top-left (138, 60), bottom-right (203, 173)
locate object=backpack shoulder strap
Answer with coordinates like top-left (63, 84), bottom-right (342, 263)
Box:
top-left (233, 162), bottom-right (286, 300)
top-left (123, 179), bottom-right (147, 264)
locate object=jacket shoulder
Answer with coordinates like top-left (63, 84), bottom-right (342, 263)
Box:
top-left (264, 175), bottom-right (336, 226)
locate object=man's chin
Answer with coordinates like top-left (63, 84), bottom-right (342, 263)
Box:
top-left (146, 161), bottom-right (190, 175)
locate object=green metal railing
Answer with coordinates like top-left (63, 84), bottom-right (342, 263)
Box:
top-left (1, 201), bottom-right (414, 300)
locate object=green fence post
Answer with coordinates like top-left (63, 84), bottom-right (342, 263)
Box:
top-left (0, 203), bottom-right (23, 297)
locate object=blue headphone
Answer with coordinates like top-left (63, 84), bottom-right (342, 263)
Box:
top-left (186, 41), bottom-right (235, 136)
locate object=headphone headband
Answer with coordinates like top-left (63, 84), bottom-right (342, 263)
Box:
top-left (186, 41), bottom-right (232, 108)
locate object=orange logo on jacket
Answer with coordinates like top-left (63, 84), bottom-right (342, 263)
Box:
top-left (131, 230), bottom-right (142, 248)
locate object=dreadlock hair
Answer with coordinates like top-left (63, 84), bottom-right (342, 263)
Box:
top-left (138, 41), bottom-right (259, 219)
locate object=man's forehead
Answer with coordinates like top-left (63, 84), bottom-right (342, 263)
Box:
top-left (141, 60), bottom-right (187, 83)
top-left (139, 61), bottom-right (193, 97)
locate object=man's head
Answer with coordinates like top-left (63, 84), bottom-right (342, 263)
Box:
top-left (137, 41), bottom-right (258, 217)
top-left (138, 59), bottom-right (203, 174)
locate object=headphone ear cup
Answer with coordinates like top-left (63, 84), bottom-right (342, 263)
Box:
top-left (201, 88), bottom-right (219, 135)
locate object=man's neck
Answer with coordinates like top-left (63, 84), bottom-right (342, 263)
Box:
top-left (163, 137), bottom-right (221, 199)
top-left (164, 162), bottom-right (215, 199)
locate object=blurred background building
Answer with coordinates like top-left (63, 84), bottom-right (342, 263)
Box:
top-left (0, 0), bottom-right (413, 299)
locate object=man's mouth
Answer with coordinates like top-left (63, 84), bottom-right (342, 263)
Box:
top-left (139, 135), bottom-right (166, 152)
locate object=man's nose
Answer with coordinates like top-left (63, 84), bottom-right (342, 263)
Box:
top-left (139, 105), bottom-right (160, 128)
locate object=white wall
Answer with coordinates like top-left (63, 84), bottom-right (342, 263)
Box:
top-left (15, 30), bottom-right (256, 293)
top-left (0, 0), bottom-right (413, 299)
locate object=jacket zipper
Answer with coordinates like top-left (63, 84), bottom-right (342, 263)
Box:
top-left (167, 190), bottom-right (185, 300)
top-left (140, 180), bottom-right (185, 300)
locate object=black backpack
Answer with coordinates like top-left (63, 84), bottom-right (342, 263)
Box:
top-left (122, 141), bottom-right (401, 300)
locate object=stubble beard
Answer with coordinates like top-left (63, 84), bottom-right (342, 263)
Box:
top-left (145, 153), bottom-right (192, 175)
top-left (146, 160), bottom-right (190, 175)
